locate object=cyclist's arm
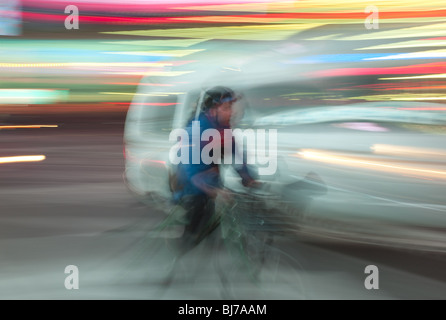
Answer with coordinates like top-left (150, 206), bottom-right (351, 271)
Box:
top-left (231, 138), bottom-right (261, 187)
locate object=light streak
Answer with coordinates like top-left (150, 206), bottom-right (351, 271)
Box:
top-left (296, 149), bottom-right (446, 180)
top-left (0, 155), bottom-right (46, 164)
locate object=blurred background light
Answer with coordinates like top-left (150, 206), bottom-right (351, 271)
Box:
top-left (0, 0), bottom-right (22, 36)
top-left (297, 149), bottom-right (446, 181)
top-left (0, 89), bottom-right (68, 104)
top-left (0, 155), bottom-right (46, 164)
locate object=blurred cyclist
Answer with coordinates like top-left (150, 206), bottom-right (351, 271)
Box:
top-left (170, 86), bottom-right (259, 251)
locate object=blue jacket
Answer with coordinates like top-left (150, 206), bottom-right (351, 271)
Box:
top-left (172, 112), bottom-right (254, 202)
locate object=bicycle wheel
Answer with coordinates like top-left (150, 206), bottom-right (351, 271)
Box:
top-left (216, 195), bottom-right (308, 299)
top-left (216, 232), bottom-right (308, 299)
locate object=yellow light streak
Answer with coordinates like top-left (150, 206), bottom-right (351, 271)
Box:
top-left (296, 149), bottom-right (446, 180)
top-left (379, 74), bottom-right (446, 80)
top-left (392, 97), bottom-right (446, 101)
top-left (100, 39), bottom-right (207, 47)
top-left (349, 94), bottom-right (446, 101)
top-left (0, 125), bottom-right (58, 129)
top-left (372, 144), bottom-right (446, 158)
top-left (0, 155), bottom-right (46, 164)
top-left (101, 24), bottom-right (324, 41)
top-left (0, 62), bottom-right (173, 68)
top-left (339, 22), bottom-right (446, 41)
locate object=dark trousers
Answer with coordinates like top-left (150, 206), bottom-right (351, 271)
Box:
top-left (179, 194), bottom-right (216, 247)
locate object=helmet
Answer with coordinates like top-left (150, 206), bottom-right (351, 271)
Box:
top-left (202, 86), bottom-right (237, 111)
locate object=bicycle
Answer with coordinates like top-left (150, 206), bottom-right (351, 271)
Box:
top-left (120, 173), bottom-right (326, 299)
top-left (213, 184), bottom-right (311, 299)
